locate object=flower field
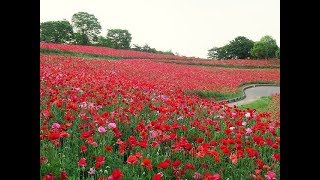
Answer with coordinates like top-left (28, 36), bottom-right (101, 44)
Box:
top-left (40, 53), bottom-right (280, 179)
top-left (40, 43), bottom-right (280, 69)
top-left (154, 59), bottom-right (280, 68)
top-left (40, 42), bottom-right (187, 60)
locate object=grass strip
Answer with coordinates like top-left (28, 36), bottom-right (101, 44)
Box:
top-left (155, 60), bottom-right (280, 69)
top-left (40, 48), bottom-right (123, 60)
top-left (187, 81), bottom-right (279, 101)
top-left (238, 96), bottom-right (272, 112)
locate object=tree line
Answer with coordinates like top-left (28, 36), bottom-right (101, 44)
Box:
top-left (207, 36), bottom-right (280, 60)
top-left (41, 12), bottom-right (279, 59)
top-left (40, 12), bottom-right (174, 55)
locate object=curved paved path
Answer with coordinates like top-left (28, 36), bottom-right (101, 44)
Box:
top-left (228, 86), bottom-right (280, 106)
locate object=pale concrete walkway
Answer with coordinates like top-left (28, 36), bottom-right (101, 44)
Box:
top-left (228, 86), bottom-right (280, 106)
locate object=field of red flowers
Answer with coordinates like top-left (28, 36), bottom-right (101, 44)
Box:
top-left (40, 42), bottom-right (188, 60)
top-left (41, 43), bottom-right (280, 69)
top-left (265, 94), bottom-right (280, 122)
top-left (40, 53), bottom-right (280, 179)
top-left (155, 59), bottom-right (280, 68)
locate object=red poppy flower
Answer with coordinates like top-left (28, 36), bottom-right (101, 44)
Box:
top-left (105, 145), bottom-right (112, 152)
top-left (271, 143), bottom-right (279, 149)
top-left (210, 141), bottom-right (218, 146)
top-left (80, 145), bottom-right (87, 152)
top-left (78, 157), bottom-right (87, 167)
top-left (172, 159), bottom-right (181, 167)
top-left (221, 147), bottom-right (231, 155)
top-left (196, 137), bottom-right (204, 143)
top-left (127, 155), bottom-right (138, 164)
top-left (108, 169), bottom-right (123, 180)
top-left (60, 170), bottom-right (67, 180)
top-left (272, 153), bottom-right (280, 161)
top-left (95, 156), bottom-right (105, 169)
top-left (43, 173), bottom-right (54, 180)
top-left (153, 173), bottom-right (162, 180)
top-left (141, 158), bottom-right (153, 170)
top-left (185, 163), bottom-right (195, 170)
top-left (245, 148), bottom-right (259, 158)
top-left (255, 159), bottom-right (264, 169)
top-left (135, 152), bottom-right (142, 158)
top-left (48, 131), bottom-right (60, 140)
top-left (236, 150), bottom-right (244, 158)
top-left (158, 161), bottom-right (170, 169)
top-left (40, 156), bottom-right (48, 165)
top-left (204, 173), bottom-right (220, 180)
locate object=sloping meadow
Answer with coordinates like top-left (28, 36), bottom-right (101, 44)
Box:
top-left (40, 54), bottom-right (280, 179)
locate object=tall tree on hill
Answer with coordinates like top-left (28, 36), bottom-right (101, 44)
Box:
top-left (71, 12), bottom-right (102, 45)
top-left (96, 36), bottom-right (113, 47)
top-left (106, 29), bottom-right (132, 49)
top-left (275, 48), bottom-right (280, 59)
top-left (40, 20), bottom-right (74, 43)
top-left (207, 45), bottom-right (232, 60)
top-left (207, 47), bottom-right (220, 59)
top-left (251, 35), bottom-right (279, 59)
top-left (227, 36), bottom-right (254, 59)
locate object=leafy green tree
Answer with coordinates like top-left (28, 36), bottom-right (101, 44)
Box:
top-left (163, 50), bottom-right (174, 55)
top-left (70, 32), bottom-right (89, 45)
top-left (207, 45), bottom-right (232, 60)
top-left (251, 35), bottom-right (279, 59)
top-left (207, 47), bottom-right (220, 59)
top-left (132, 44), bottom-right (142, 51)
top-left (106, 29), bottom-right (132, 49)
top-left (275, 48), bottom-right (280, 59)
top-left (228, 36), bottom-right (254, 59)
top-left (132, 43), bottom-right (174, 55)
top-left (96, 36), bottom-right (113, 47)
top-left (71, 12), bottom-right (102, 45)
top-left (40, 20), bottom-right (73, 43)
top-left (141, 44), bottom-right (157, 53)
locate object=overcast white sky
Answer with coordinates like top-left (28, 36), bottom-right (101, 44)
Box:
top-left (40, 0), bottom-right (280, 58)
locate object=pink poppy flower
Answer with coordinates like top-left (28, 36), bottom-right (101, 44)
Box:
top-left (98, 126), bottom-right (106, 133)
top-left (246, 128), bottom-right (253, 134)
top-left (149, 130), bottom-right (158, 138)
top-left (265, 171), bottom-right (276, 180)
top-left (108, 123), bottom-right (117, 129)
top-left (52, 123), bottom-right (60, 129)
top-left (229, 153), bottom-right (238, 164)
top-left (88, 167), bottom-right (95, 175)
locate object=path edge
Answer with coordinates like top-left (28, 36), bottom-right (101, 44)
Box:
top-left (217, 83), bottom-right (280, 104)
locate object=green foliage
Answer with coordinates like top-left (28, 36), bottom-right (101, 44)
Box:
top-left (193, 90), bottom-right (243, 101)
top-left (40, 20), bottom-right (74, 43)
top-left (207, 45), bottom-right (231, 60)
top-left (141, 44), bottom-right (156, 53)
top-left (251, 35), bottom-right (279, 59)
top-left (208, 36), bottom-right (254, 60)
top-left (71, 12), bottom-right (102, 45)
top-left (131, 44), bottom-right (142, 51)
top-left (96, 36), bottom-right (113, 47)
top-left (106, 29), bottom-right (132, 49)
top-left (70, 32), bottom-right (90, 45)
top-left (132, 43), bottom-right (174, 55)
top-left (207, 47), bottom-right (220, 59)
top-left (227, 36), bottom-right (254, 59)
top-left (238, 96), bottom-right (272, 112)
top-left (275, 48), bottom-right (280, 59)
top-left (40, 48), bottom-right (121, 60)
